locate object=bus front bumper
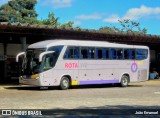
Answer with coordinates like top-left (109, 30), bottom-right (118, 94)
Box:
top-left (19, 76), bottom-right (42, 86)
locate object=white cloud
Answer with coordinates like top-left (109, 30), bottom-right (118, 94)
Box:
top-left (42, 0), bottom-right (73, 9)
top-left (124, 5), bottom-right (160, 20)
top-left (103, 15), bottom-right (121, 23)
top-left (73, 20), bottom-right (81, 26)
top-left (104, 5), bottom-right (160, 23)
top-left (75, 13), bottom-right (102, 20)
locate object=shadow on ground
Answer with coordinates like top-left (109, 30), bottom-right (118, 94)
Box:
top-left (0, 105), bottom-right (159, 117)
top-left (42, 105), bottom-right (160, 117)
top-left (3, 83), bottom-right (143, 91)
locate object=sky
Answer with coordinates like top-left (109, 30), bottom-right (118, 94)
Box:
top-left (0, 0), bottom-right (160, 35)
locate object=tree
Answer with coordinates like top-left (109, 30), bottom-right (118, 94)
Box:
top-left (99, 19), bottom-right (147, 34)
top-left (117, 19), bottom-right (147, 34)
top-left (0, 0), bottom-right (78, 28)
top-left (39, 13), bottom-right (76, 29)
top-left (40, 12), bottom-right (60, 26)
top-left (61, 21), bottom-right (74, 28)
top-left (99, 26), bottom-right (117, 33)
top-left (0, 0), bottom-right (38, 24)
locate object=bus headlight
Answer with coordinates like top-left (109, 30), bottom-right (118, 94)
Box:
top-left (31, 74), bottom-right (39, 79)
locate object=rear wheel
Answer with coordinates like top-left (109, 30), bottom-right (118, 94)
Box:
top-left (60, 77), bottom-right (70, 90)
top-left (120, 75), bottom-right (129, 87)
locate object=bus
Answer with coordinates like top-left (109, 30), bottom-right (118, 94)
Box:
top-left (16, 40), bottom-right (149, 90)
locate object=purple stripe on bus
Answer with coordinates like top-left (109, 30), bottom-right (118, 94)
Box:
top-left (79, 80), bottom-right (119, 85)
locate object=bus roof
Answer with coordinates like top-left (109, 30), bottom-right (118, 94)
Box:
top-left (28, 39), bottom-right (149, 49)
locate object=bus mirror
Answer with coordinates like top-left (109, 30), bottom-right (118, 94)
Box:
top-left (39, 51), bottom-right (55, 62)
top-left (16, 52), bottom-right (25, 62)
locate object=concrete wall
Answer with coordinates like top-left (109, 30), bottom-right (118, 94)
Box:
top-left (0, 43), bottom-right (29, 56)
top-left (7, 44), bottom-right (22, 56)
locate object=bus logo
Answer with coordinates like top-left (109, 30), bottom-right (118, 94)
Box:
top-left (2, 110), bottom-right (11, 115)
top-left (65, 62), bottom-right (78, 69)
top-left (131, 62), bottom-right (138, 73)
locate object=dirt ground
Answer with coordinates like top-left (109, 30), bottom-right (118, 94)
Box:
top-left (0, 80), bottom-right (159, 109)
top-left (0, 80), bottom-right (160, 116)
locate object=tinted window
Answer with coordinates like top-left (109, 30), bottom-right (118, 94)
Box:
top-left (136, 49), bottom-right (148, 60)
top-left (96, 48), bottom-right (103, 59)
top-left (80, 47), bottom-right (88, 59)
top-left (117, 49), bottom-right (123, 59)
top-left (64, 47), bottom-right (79, 59)
top-left (74, 47), bottom-right (80, 59)
top-left (64, 47), bottom-right (74, 59)
top-left (110, 48), bottom-right (116, 59)
top-left (124, 49), bottom-right (135, 59)
top-left (48, 46), bottom-right (63, 57)
top-left (88, 48), bottom-right (95, 59)
top-left (102, 48), bottom-right (109, 59)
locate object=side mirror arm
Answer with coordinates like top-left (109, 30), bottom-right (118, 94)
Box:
top-left (16, 52), bottom-right (25, 62)
top-left (39, 51), bottom-right (55, 62)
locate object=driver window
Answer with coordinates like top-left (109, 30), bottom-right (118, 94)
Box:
top-left (42, 54), bottom-right (54, 70)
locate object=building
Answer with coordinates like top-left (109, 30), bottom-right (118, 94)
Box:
top-left (0, 22), bottom-right (160, 83)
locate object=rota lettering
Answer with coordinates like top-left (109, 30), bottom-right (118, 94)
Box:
top-left (65, 63), bottom-right (78, 69)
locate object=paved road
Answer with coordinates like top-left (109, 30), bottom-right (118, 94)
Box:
top-left (0, 80), bottom-right (160, 110)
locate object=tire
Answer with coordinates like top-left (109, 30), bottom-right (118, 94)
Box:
top-left (120, 75), bottom-right (129, 87)
top-left (60, 77), bottom-right (70, 90)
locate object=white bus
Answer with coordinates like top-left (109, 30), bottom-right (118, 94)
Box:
top-left (16, 40), bottom-right (149, 90)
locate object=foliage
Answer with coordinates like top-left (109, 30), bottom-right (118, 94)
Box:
top-left (0, 0), bottom-right (38, 24)
top-left (39, 12), bottom-right (60, 26)
top-left (39, 12), bottom-right (76, 28)
top-left (118, 19), bottom-right (147, 34)
top-left (99, 26), bottom-right (117, 33)
top-left (1, 0), bottom-right (148, 34)
top-left (61, 21), bottom-right (74, 28)
top-left (0, 1), bottom-right (76, 28)
top-left (99, 19), bottom-right (147, 34)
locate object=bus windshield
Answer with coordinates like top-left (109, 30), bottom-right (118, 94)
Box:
top-left (22, 48), bottom-right (45, 75)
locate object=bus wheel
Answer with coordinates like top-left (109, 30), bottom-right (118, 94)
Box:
top-left (120, 75), bottom-right (129, 87)
top-left (60, 77), bottom-right (70, 90)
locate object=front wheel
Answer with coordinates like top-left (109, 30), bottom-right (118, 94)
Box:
top-left (60, 77), bottom-right (70, 90)
top-left (120, 75), bottom-right (129, 87)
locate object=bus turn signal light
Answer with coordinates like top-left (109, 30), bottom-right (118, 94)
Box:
top-left (31, 74), bottom-right (39, 79)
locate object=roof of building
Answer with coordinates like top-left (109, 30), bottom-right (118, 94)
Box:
top-left (0, 22), bottom-right (160, 45)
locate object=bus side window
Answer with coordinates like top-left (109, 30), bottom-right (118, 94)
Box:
top-left (80, 47), bottom-right (88, 59)
top-left (64, 47), bottom-right (80, 59)
top-left (124, 49), bottom-right (135, 60)
top-left (95, 48), bottom-right (103, 59)
top-left (136, 49), bottom-right (148, 60)
top-left (64, 47), bottom-right (74, 59)
top-left (88, 48), bottom-right (95, 59)
top-left (124, 49), bottom-right (129, 59)
top-left (74, 47), bottom-right (80, 59)
top-left (117, 49), bottom-right (123, 59)
top-left (102, 48), bottom-right (109, 59)
top-left (110, 48), bottom-right (116, 59)
top-left (48, 46), bottom-right (63, 56)
top-left (130, 49), bottom-right (135, 59)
